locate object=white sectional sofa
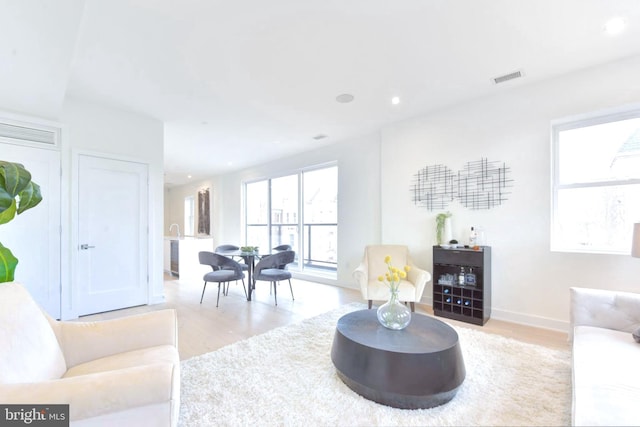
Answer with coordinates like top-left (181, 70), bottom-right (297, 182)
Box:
top-left (570, 287), bottom-right (640, 426)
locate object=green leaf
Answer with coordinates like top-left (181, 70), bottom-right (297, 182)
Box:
top-left (16, 181), bottom-right (42, 214)
top-left (0, 197), bottom-right (17, 225)
top-left (0, 161), bottom-right (31, 197)
top-left (0, 242), bottom-right (18, 283)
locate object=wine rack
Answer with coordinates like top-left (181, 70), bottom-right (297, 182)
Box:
top-left (432, 246), bottom-right (491, 326)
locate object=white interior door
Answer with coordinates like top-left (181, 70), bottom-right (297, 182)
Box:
top-left (0, 143), bottom-right (61, 318)
top-left (77, 154), bottom-right (148, 316)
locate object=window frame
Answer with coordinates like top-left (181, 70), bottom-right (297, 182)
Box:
top-left (243, 162), bottom-right (338, 276)
top-left (551, 108), bottom-right (640, 254)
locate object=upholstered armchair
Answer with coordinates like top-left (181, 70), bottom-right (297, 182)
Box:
top-left (353, 245), bottom-right (431, 312)
top-left (0, 282), bottom-right (180, 426)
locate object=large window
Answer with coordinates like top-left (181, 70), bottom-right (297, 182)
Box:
top-left (303, 167), bottom-right (337, 270)
top-left (271, 174), bottom-right (299, 252)
top-left (552, 109), bottom-right (640, 254)
top-left (246, 180), bottom-right (269, 250)
top-left (244, 164), bottom-right (338, 275)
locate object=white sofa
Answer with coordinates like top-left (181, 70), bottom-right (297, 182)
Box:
top-left (0, 282), bottom-right (180, 426)
top-left (570, 287), bottom-right (640, 426)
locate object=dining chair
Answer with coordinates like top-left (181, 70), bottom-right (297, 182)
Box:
top-left (253, 250), bottom-right (295, 306)
top-left (215, 244), bottom-right (249, 294)
top-left (272, 244), bottom-right (292, 268)
top-left (198, 251), bottom-right (246, 307)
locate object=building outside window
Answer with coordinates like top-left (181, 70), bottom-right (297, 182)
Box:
top-left (552, 109), bottom-right (640, 254)
top-left (270, 174), bottom-right (299, 254)
top-left (303, 166), bottom-right (337, 270)
top-left (244, 164), bottom-right (338, 275)
top-left (245, 180), bottom-right (269, 250)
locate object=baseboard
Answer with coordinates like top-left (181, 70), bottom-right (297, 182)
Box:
top-left (421, 296), bottom-right (569, 333)
top-left (490, 308), bottom-right (569, 333)
top-left (292, 278), bottom-right (570, 333)
top-left (292, 272), bottom-right (339, 286)
top-left (148, 295), bottom-right (166, 305)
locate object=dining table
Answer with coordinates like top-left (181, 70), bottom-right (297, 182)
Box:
top-left (214, 248), bottom-right (264, 301)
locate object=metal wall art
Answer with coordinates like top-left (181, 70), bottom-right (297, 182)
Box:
top-left (198, 188), bottom-right (210, 235)
top-left (410, 164), bottom-right (455, 210)
top-left (411, 158), bottom-right (513, 210)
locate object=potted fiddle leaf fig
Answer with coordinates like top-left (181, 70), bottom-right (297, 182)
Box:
top-left (0, 161), bottom-right (42, 283)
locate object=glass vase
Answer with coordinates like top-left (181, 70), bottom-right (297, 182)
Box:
top-left (377, 288), bottom-right (411, 330)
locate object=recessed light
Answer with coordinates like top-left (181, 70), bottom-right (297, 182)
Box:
top-left (227, 161), bottom-right (233, 166)
top-left (604, 17), bottom-right (626, 35)
top-left (313, 134), bottom-right (328, 140)
top-left (187, 175), bottom-right (192, 179)
top-left (336, 94), bottom-right (354, 103)
top-left (391, 96), bottom-right (400, 105)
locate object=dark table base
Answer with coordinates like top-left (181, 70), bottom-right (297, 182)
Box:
top-left (331, 309), bottom-right (465, 409)
top-left (335, 371), bottom-right (460, 409)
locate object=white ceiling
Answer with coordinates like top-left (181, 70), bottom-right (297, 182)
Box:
top-left (3, 1), bottom-right (640, 186)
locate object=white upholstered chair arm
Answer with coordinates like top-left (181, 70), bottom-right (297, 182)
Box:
top-left (48, 309), bottom-right (178, 368)
top-left (0, 364), bottom-right (176, 422)
top-left (570, 287), bottom-right (640, 340)
top-left (408, 263), bottom-right (431, 301)
top-left (353, 262), bottom-right (369, 298)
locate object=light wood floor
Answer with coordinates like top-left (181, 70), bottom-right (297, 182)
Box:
top-left (81, 274), bottom-right (570, 360)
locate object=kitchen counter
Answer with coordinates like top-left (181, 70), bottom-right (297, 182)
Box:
top-left (163, 237), bottom-right (214, 282)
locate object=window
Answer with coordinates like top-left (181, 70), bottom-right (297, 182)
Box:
top-left (303, 166), bottom-right (337, 270)
top-left (184, 196), bottom-right (195, 236)
top-left (245, 180), bottom-right (269, 250)
top-left (271, 174), bottom-right (299, 254)
top-left (552, 109), bottom-right (640, 254)
top-left (244, 164), bottom-right (338, 275)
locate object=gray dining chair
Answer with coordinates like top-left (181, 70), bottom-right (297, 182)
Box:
top-left (271, 244), bottom-right (292, 268)
top-left (253, 250), bottom-right (295, 306)
top-left (199, 251), bottom-right (246, 307)
top-left (215, 244), bottom-right (249, 295)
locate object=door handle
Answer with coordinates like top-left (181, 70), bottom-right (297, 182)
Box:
top-left (80, 244), bottom-right (96, 250)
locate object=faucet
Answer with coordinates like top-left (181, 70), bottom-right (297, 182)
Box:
top-left (169, 223), bottom-right (181, 238)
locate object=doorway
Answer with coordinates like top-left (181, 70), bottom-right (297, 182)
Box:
top-left (0, 142), bottom-right (61, 318)
top-left (76, 153), bottom-right (149, 316)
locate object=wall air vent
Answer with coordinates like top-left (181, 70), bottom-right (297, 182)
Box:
top-left (0, 120), bottom-right (60, 148)
top-left (312, 134), bottom-right (328, 140)
top-left (492, 70), bottom-right (524, 85)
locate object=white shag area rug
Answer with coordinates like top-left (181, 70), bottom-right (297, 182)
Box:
top-left (179, 303), bottom-right (571, 426)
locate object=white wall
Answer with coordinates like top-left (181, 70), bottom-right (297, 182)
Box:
top-left (60, 97), bottom-right (165, 317)
top-left (164, 55), bottom-right (640, 332)
top-left (380, 55), bottom-right (640, 330)
top-left (167, 133), bottom-right (382, 286)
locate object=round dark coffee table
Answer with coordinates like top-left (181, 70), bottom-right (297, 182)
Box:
top-left (331, 309), bottom-right (465, 409)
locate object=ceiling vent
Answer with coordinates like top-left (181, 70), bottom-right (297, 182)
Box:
top-left (312, 134), bottom-right (328, 140)
top-left (492, 70), bottom-right (524, 85)
top-left (0, 120), bottom-right (59, 147)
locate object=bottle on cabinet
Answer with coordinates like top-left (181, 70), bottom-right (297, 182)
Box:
top-left (465, 267), bottom-right (477, 286)
top-left (458, 267), bottom-right (465, 286)
top-left (469, 226), bottom-right (478, 246)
